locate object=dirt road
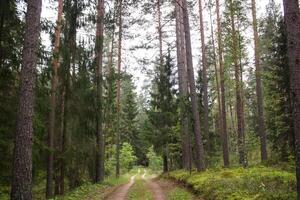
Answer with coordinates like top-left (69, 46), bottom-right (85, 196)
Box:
top-left (105, 174), bottom-right (137, 200)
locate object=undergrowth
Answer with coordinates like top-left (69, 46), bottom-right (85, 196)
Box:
top-left (167, 188), bottom-right (194, 200)
top-left (168, 166), bottom-right (296, 200)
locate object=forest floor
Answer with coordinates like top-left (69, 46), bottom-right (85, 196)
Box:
top-left (103, 168), bottom-right (197, 200)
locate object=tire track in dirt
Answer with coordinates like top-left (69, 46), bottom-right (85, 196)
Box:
top-left (142, 170), bottom-right (166, 200)
top-left (104, 174), bottom-right (137, 200)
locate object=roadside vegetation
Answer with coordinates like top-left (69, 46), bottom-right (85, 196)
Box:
top-left (168, 166), bottom-right (296, 200)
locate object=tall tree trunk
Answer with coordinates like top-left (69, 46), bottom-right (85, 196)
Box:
top-left (181, 0), bottom-right (206, 171)
top-left (59, 86), bottom-right (66, 195)
top-left (163, 153), bottom-right (168, 173)
top-left (10, 1), bottom-right (42, 199)
top-left (157, 0), bottom-right (163, 67)
top-left (216, 0), bottom-right (230, 167)
top-left (174, 0), bottom-right (191, 170)
top-left (198, 0), bottom-right (210, 153)
top-left (229, 0), bottom-right (246, 166)
top-left (282, 0), bottom-right (300, 198)
top-left (208, 1), bottom-right (222, 155)
top-left (71, 0), bottom-right (77, 81)
top-left (251, 0), bottom-right (267, 162)
top-left (116, 0), bottom-right (123, 178)
top-left (0, 2), bottom-right (5, 67)
top-left (46, 0), bottom-right (63, 197)
top-left (95, 0), bottom-right (105, 183)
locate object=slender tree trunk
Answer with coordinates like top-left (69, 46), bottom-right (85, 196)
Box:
top-left (59, 86), bottom-right (66, 195)
top-left (70, 0), bottom-right (77, 81)
top-left (10, 1), bottom-right (42, 199)
top-left (174, 0), bottom-right (191, 170)
top-left (216, 0), bottom-right (230, 167)
top-left (282, 0), bottom-right (300, 198)
top-left (95, 0), bottom-right (105, 183)
top-left (163, 153), bottom-right (168, 173)
top-left (116, 0), bottom-right (123, 178)
top-left (0, 2), bottom-right (5, 67)
top-left (108, 0), bottom-right (117, 76)
top-left (229, 0), bottom-right (246, 166)
top-left (198, 0), bottom-right (210, 153)
top-left (208, 2), bottom-right (222, 154)
top-left (157, 0), bottom-right (163, 67)
top-left (181, 0), bottom-right (206, 171)
top-left (46, 0), bottom-right (63, 197)
top-left (251, 0), bottom-right (267, 162)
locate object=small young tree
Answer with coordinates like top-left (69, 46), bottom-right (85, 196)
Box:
top-left (120, 142), bottom-right (137, 172)
top-left (146, 146), bottom-right (162, 171)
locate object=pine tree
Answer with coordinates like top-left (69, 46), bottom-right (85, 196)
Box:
top-left (251, 0), bottom-right (268, 162)
top-left (174, 0), bottom-right (191, 170)
top-left (198, 0), bottom-right (210, 153)
top-left (180, 0), bottom-right (206, 171)
top-left (121, 74), bottom-right (139, 149)
top-left (148, 52), bottom-right (177, 172)
top-left (282, 1), bottom-right (300, 197)
top-left (262, 1), bottom-right (293, 161)
top-left (95, 0), bottom-right (105, 183)
top-left (11, 1), bottom-right (42, 199)
top-left (46, 0), bottom-right (63, 197)
top-left (216, 0), bottom-right (230, 167)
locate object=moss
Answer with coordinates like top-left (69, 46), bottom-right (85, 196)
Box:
top-left (169, 166), bottom-right (296, 200)
top-left (167, 188), bottom-right (194, 200)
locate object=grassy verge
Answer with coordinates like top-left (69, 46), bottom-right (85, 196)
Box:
top-left (52, 173), bottom-right (131, 200)
top-left (167, 188), bottom-right (194, 200)
top-left (168, 166), bottom-right (296, 200)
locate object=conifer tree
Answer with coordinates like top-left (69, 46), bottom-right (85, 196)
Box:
top-left (11, 1), bottom-right (42, 199)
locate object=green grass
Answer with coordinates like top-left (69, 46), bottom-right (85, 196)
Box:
top-left (168, 166), bottom-right (296, 200)
top-left (52, 174), bottom-right (131, 200)
top-left (127, 174), bottom-right (152, 200)
top-left (167, 188), bottom-right (194, 200)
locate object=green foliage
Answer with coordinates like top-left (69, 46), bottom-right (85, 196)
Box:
top-left (53, 175), bottom-right (129, 200)
top-left (146, 146), bottom-right (162, 171)
top-left (120, 142), bottom-right (137, 172)
top-left (146, 51), bottom-right (178, 170)
top-left (169, 166), bottom-right (296, 200)
top-left (167, 188), bottom-right (194, 200)
top-left (261, 1), bottom-right (294, 161)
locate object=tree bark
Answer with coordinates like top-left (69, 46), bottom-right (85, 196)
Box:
top-left (157, 0), bottom-right (163, 68)
top-left (251, 0), bottom-right (268, 162)
top-left (59, 86), bottom-right (66, 195)
top-left (174, 0), bottom-right (191, 170)
top-left (216, 0), bottom-right (230, 167)
top-left (116, 0), bottom-right (123, 178)
top-left (95, 0), bottom-right (105, 183)
top-left (10, 1), bottom-right (42, 199)
top-left (282, 0), bottom-right (300, 198)
top-left (46, 0), bottom-right (63, 197)
top-left (208, 1), bottom-right (221, 155)
top-left (181, 0), bottom-right (206, 171)
top-left (198, 0), bottom-right (210, 153)
top-left (229, 0), bottom-right (246, 166)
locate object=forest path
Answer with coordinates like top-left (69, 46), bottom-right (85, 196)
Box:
top-left (144, 170), bottom-right (198, 200)
top-left (104, 174), bottom-right (137, 200)
top-left (104, 169), bottom-right (197, 200)
top-left (146, 179), bottom-right (166, 200)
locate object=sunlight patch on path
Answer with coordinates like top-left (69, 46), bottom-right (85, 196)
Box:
top-left (142, 169), bottom-right (147, 180)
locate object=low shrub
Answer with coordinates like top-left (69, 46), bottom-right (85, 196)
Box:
top-left (168, 166), bottom-right (296, 200)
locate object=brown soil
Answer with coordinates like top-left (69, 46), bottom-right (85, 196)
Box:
top-left (104, 175), bottom-right (136, 200)
top-left (146, 178), bottom-right (166, 200)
